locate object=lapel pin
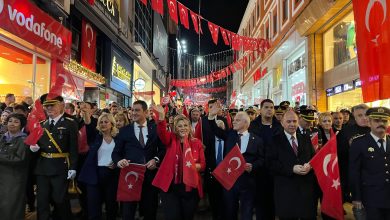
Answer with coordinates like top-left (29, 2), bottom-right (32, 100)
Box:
top-left (368, 147), bottom-right (375, 152)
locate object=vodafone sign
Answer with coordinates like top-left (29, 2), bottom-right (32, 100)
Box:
top-left (0, 0), bottom-right (71, 60)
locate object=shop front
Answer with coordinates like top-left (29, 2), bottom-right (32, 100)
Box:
top-left (133, 63), bottom-right (153, 105)
top-left (286, 44), bottom-right (307, 106)
top-left (0, 0), bottom-right (71, 101)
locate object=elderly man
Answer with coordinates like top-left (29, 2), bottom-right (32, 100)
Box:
top-left (349, 107), bottom-right (390, 219)
top-left (267, 110), bottom-right (316, 219)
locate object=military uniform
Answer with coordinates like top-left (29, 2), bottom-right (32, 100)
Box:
top-left (349, 107), bottom-right (390, 219)
top-left (34, 97), bottom-right (79, 220)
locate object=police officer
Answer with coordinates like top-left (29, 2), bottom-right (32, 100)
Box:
top-left (30, 95), bottom-right (78, 220)
top-left (274, 105), bottom-right (287, 122)
top-left (349, 107), bottom-right (390, 220)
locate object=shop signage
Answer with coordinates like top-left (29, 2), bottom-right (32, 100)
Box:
top-left (327, 80), bottom-right (358, 96)
top-left (109, 46), bottom-right (133, 96)
top-left (326, 88), bottom-right (334, 97)
top-left (291, 82), bottom-right (305, 96)
top-left (343, 82), bottom-right (354, 92)
top-left (134, 78), bottom-right (146, 90)
top-left (0, 0), bottom-right (72, 60)
top-left (112, 56), bottom-right (131, 87)
top-left (354, 79), bottom-right (362, 88)
top-left (334, 85), bottom-right (343, 94)
top-left (94, 0), bottom-right (119, 25)
top-left (153, 12), bottom-right (168, 71)
top-left (153, 69), bottom-right (167, 88)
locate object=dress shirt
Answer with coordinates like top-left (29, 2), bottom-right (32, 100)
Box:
top-left (370, 132), bottom-right (387, 152)
top-left (298, 126), bottom-right (306, 135)
top-left (48, 113), bottom-right (64, 126)
top-left (215, 137), bottom-right (224, 159)
top-left (238, 131), bottom-right (250, 153)
top-left (192, 121), bottom-right (198, 132)
top-left (284, 130), bottom-right (298, 147)
top-left (134, 121), bottom-right (148, 144)
top-left (98, 139), bottom-right (115, 166)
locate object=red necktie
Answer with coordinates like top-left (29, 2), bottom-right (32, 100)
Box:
top-left (291, 136), bottom-right (298, 156)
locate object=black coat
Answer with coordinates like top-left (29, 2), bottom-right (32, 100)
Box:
top-left (267, 131), bottom-right (317, 218)
top-left (35, 115), bottom-right (79, 175)
top-left (349, 134), bottom-right (390, 208)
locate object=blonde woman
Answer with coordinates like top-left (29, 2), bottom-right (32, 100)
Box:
top-left (114, 112), bottom-right (129, 129)
top-left (152, 105), bottom-right (205, 220)
top-left (318, 112), bottom-right (335, 145)
top-left (79, 113), bottom-right (119, 220)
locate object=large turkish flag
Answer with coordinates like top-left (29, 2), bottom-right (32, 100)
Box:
top-left (178, 3), bottom-right (189, 29)
top-left (117, 163), bottom-right (146, 202)
top-left (310, 136), bottom-right (344, 220)
top-left (212, 145), bottom-right (246, 190)
top-left (182, 140), bottom-right (199, 188)
top-left (24, 99), bottom-right (45, 145)
top-left (167, 0), bottom-right (178, 24)
top-left (81, 19), bottom-right (96, 72)
top-left (352, 0), bottom-right (390, 102)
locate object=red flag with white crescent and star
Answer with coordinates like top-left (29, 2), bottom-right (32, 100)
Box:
top-left (212, 145), bottom-right (246, 190)
top-left (24, 99), bottom-right (45, 145)
top-left (221, 28), bottom-right (230, 45)
top-left (117, 163), bottom-right (146, 202)
top-left (190, 10), bottom-right (202, 34)
top-left (167, 0), bottom-right (179, 24)
top-left (310, 135), bottom-right (344, 220)
top-left (152, 0), bottom-right (164, 15)
top-left (311, 132), bottom-right (319, 153)
top-left (182, 139), bottom-right (199, 188)
top-left (208, 21), bottom-right (219, 45)
top-left (352, 0), bottom-right (390, 102)
top-left (178, 2), bottom-right (189, 29)
top-left (81, 18), bottom-right (96, 72)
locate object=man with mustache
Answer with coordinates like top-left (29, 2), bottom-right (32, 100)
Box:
top-left (349, 107), bottom-right (390, 220)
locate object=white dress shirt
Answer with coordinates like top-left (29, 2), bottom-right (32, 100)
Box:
top-left (98, 139), bottom-right (115, 166)
top-left (370, 132), bottom-right (387, 152)
top-left (134, 121), bottom-right (148, 144)
top-left (192, 121), bottom-right (198, 133)
top-left (215, 137), bottom-right (224, 159)
top-left (49, 113), bottom-right (64, 126)
top-left (238, 131), bottom-right (250, 153)
top-left (284, 130), bottom-right (298, 147)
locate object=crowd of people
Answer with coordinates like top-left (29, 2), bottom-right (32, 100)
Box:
top-left (0, 92), bottom-right (389, 220)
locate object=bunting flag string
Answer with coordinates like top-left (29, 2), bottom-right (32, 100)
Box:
top-left (139, 0), bottom-right (270, 52)
top-left (182, 86), bottom-right (227, 94)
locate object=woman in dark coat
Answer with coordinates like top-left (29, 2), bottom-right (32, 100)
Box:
top-left (0, 113), bottom-right (30, 220)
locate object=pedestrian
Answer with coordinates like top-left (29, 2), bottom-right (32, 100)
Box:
top-left (115, 112), bottom-right (129, 129)
top-left (0, 109), bottom-right (12, 135)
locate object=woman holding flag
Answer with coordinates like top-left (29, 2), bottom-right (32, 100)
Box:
top-left (152, 105), bottom-right (205, 220)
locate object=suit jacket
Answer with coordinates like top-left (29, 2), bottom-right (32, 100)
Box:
top-left (349, 134), bottom-right (390, 208)
top-left (111, 121), bottom-right (165, 183)
top-left (267, 131), bottom-right (317, 218)
top-left (35, 114), bottom-right (79, 175)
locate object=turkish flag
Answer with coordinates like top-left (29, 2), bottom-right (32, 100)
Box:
top-left (193, 120), bottom-right (202, 141)
top-left (167, 0), bottom-right (178, 24)
top-left (352, 0), bottom-right (390, 102)
top-left (226, 112), bottom-right (232, 129)
top-left (81, 19), bottom-right (96, 72)
top-left (208, 21), bottom-right (219, 45)
top-left (182, 105), bottom-right (189, 118)
top-left (190, 10), bottom-right (202, 34)
top-left (311, 132), bottom-right (319, 153)
top-left (221, 28), bottom-right (230, 45)
top-left (152, 0), bottom-right (163, 15)
top-left (117, 163), bottom-right (146, 202)
top-left (182, 140), bottom-right (199, 188)
top-left (310, 136), bottom-right (344, 220)
top-left (24, 99), bottom-right (45, 145)
top-left (178, 3), bottom-right (189, 29)
top-left (140, 0), bottom-right (147, 6)
top-left (212, 145), bottom-right (246, 190)
top-left (78, 125), bottom-right (89, 154)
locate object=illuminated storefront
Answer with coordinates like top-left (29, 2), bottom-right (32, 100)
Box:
top-left (133, 63), bottom-right (153, 105)
top-left (0, 0), bottom-right (71, 101)
top-left (286, 44), bottom-right (307, 105)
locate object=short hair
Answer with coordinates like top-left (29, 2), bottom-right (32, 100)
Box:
top-left (96, 113), bottom-right (119, 137)
top-left (173, 114), bottom-right (192, 138)
top-left (235, 111), bottom-right (250, 125)
top-left (282, 109), bottom-right (298, 119)
top-left (260, 99), bottom-right (274, 108)
top-left (351, 104), bottom-right (369, 113)
top-left (5, 93), bottom-right (14, 99)
top-left (319, 112), bottom-right (332, 123)
top-left (208, 99), bottom-right (218, 105)
top-left (114, 112), bottom-right (129, 126)
top-left (65, 103), bottom-right (75, 112)
top-left (13, 104), bottom-right (28, 113)
top-left (7, 113), bottom-right (27, 129)
top-left (133, 100), bottom-right (148, 111)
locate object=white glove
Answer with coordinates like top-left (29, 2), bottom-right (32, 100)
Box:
top-left (67, 170), bottom-right (77, 179)
top-left (29, 144), bottom-right (40, 152)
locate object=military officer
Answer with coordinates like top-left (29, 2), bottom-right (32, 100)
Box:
top-left (349, 107), bottom-right (390, 220)
top-left (274, 105), bottom-right (287, 122)
top-left (30, 95), bottom-right (78, 220)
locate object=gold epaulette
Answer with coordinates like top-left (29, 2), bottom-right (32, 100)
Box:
top-left (351, 133), bottom-right (366, 141)
top-left (65, 117), bottom-right (74, 121)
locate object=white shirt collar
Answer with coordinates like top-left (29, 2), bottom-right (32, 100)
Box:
top-left (135, 121), bottom-right (147, 128)
top-left (370, 132), bottom-right (386, 144)
top-left (284, 130), bottom-right (297, 140)
top-left (238, 130), bottom-right (249, 136)
top-left (49, 113), bottom-right (64, 125)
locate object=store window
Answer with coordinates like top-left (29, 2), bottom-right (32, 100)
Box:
top-left (323, 12), bottom-right (356, 71)
top-left (0, 40), bottom-right (50, 102)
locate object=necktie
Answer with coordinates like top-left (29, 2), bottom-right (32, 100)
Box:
top-left (238, 134), bottom-right (243, 148)
top-left (138, 126), bottom-right (145, 147)
top-left (291, 136), bottom-right (298, 156)
top-left (378, 139), bottom-right (385, 153)
top-left (49, 119), bottom-right (55, 131)
top-left (216, 139), bottom-right (223, 165)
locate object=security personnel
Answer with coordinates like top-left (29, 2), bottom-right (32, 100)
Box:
top-left (229, 108), bottom-right (238, 121)
top-left (349, 107), bottom-right (390, 219)
top-left (274, 105), bottom-right (287, 122)
top-left (30, 95), bottom-right (78, 220)
top-left (279, 100), bottom-right (290, 108)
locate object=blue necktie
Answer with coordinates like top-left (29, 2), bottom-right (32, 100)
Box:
top-left (216, 139), bottom-right (223, 165)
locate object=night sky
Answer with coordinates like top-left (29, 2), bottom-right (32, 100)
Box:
top-left (178, 0), bottom-right (249, 55)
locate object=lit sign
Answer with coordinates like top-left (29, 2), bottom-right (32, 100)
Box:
top-left (343, 82), bottom-right (354, 92)
top-left (326, 88), bottom-right (334, 97)
top-left (95, 0), bottom-right (119, 24)
top-left (134, 78), bottom-right (146, 90)
top-left (334, 85), bottom-right (343, 94)
top-left (112, 56), bottom-right (131, 87)
top-left (354, 79), bottom-right (362, 88)
top-left (327, 80), bottom-right (358, 97)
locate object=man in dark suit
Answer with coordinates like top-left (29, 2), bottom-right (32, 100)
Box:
top-left (267, 110), bottom-right (317, 220)
top-left (349, 107), bottom-right (390, 220)
top-left (209, 108), bottom-right (264, 220)
top-left (112, 100), bottom-right (165, 220)
top-left (29, 95), bottom-right (78, 220)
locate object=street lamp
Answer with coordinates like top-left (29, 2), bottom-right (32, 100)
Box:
top-left (197, 56), bottom-right (203, 63)
top-left (181, 40), bottom-right (186, 45)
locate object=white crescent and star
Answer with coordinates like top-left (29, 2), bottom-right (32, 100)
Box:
top-left (323, 154), bottom-right (332, 177)
top-left (58, 74), bottom-right (69, 85)
top-left (125, 171), bottom-right (139, 183)
top-left (85, 23), bottom-right (94, 48)
top-left (365, 0), bottom-right (387, 33)
top-left (228, 157), bottom-right (242, 170)
top-left (184, 147), bottom-right (192, 158)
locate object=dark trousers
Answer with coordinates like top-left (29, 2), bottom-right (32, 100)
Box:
top-left (255, 174), bottom-right (274, 220)
top-left (161, 183), bottom-right (199, 220)
top-left (205, 178), bottom-right (224, 220)
top-left (122, 179), bottom-right (159, 220)
top-left (86, 166), bottom-right (118, 220)
top-left (76, 153), bottom-right (88, 216)
top-left (279, 218), bottom-right (316, 220)
top-left (366, 206), bottom-right (390, 220)
top-left (223, 176), bottom-right (256, 220)
top-left (36, 174), bottom-right (71, 220)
